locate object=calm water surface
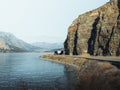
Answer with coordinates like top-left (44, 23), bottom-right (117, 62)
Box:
top-left (0, 53), bottom-right (73, 90)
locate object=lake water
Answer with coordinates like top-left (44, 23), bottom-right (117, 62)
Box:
top-left (0, 53), bottom-right (75, 90)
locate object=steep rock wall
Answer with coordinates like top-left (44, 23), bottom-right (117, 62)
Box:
top-left (64, 0), bottom-right (120, 56)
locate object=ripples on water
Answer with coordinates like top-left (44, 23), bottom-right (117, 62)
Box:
top-left (0, 53), bottom-right (75, 90)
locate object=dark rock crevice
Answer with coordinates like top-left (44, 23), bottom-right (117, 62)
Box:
top-left (73, 30), bottom-right (78, 55)
top-left (103, 25), bottom-right (115, 56)
top-left (116, 41), bottom-right (120, 56)
top-left (64, 37), bottom-right (69, 55)
top-left (96, 23), bottom-right (115, 56)
top-left (73, 23), bottom-right (79, 55)
top-left (88, 17), bottom-right (100, 55)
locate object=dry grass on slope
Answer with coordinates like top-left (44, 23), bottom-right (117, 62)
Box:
top-left (42, 55), bottom-right (120, 90)
top-left (77, 61), bottom-right (120, 90)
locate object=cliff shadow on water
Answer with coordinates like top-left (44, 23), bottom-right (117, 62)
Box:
top-left (64, 65), bottom-right (80, 90)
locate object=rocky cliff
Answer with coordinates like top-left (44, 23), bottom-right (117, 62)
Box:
top-left (64, 0), bottom-right (120, 56)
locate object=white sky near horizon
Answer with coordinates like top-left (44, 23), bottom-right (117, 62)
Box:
top-left (0, 0), bottom-right (109, 43)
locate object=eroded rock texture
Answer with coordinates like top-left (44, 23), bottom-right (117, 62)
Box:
top-left (64, 0), bottom-right (120, 56)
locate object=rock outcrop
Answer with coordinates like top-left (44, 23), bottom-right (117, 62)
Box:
top-left (0, 39), bottom-right (10, 52)
top-left (64, 0), bottom-right (120, 56)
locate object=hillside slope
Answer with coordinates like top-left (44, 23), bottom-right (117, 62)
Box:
top-left (0, 32), bottom-right (38, 52)
top-left (32, 42), bottom-right (63, 51)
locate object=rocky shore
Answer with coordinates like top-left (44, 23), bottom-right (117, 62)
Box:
top-left (42, 54), bottom-right (120, 90)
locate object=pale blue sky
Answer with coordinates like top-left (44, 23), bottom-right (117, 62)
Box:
top-left (0, 0), bottom-right (109, 43)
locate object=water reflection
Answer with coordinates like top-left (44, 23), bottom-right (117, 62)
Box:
top-left (0, 53), bottom-right (76, 90)
top-left (64, 65), bottom-right (80, 90)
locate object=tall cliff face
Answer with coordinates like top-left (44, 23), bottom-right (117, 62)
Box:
top-left (64, 0), bottom-right (120, 56)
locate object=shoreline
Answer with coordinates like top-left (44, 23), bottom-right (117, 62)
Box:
top-left (40, 55), bottom-right (78, 68)
top-left (41, 54), bottom-right (120, 90)
top-left (41, 54), bottom-right (119, 69)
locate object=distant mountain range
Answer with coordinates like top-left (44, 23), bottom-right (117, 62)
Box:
top-left (0, 32), bottom-right (63, 52)
top-left (0, 32), bottom-right (40, 52)
top-left (32, 42), bottom-right (64, 51)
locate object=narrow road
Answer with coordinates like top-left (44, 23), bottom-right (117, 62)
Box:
top-left (70, 56), bottom-right (120, 68)
top-left (74, 56), bottom-right (120, 62)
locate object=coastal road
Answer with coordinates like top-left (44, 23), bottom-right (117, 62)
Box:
top-left (72, 56), bottom-right (120, 62)
top-left (70, 56), bottom-right (120, 68)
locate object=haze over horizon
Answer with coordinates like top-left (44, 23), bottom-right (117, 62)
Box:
top-left (0, 0), bottom-right (109, 43)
